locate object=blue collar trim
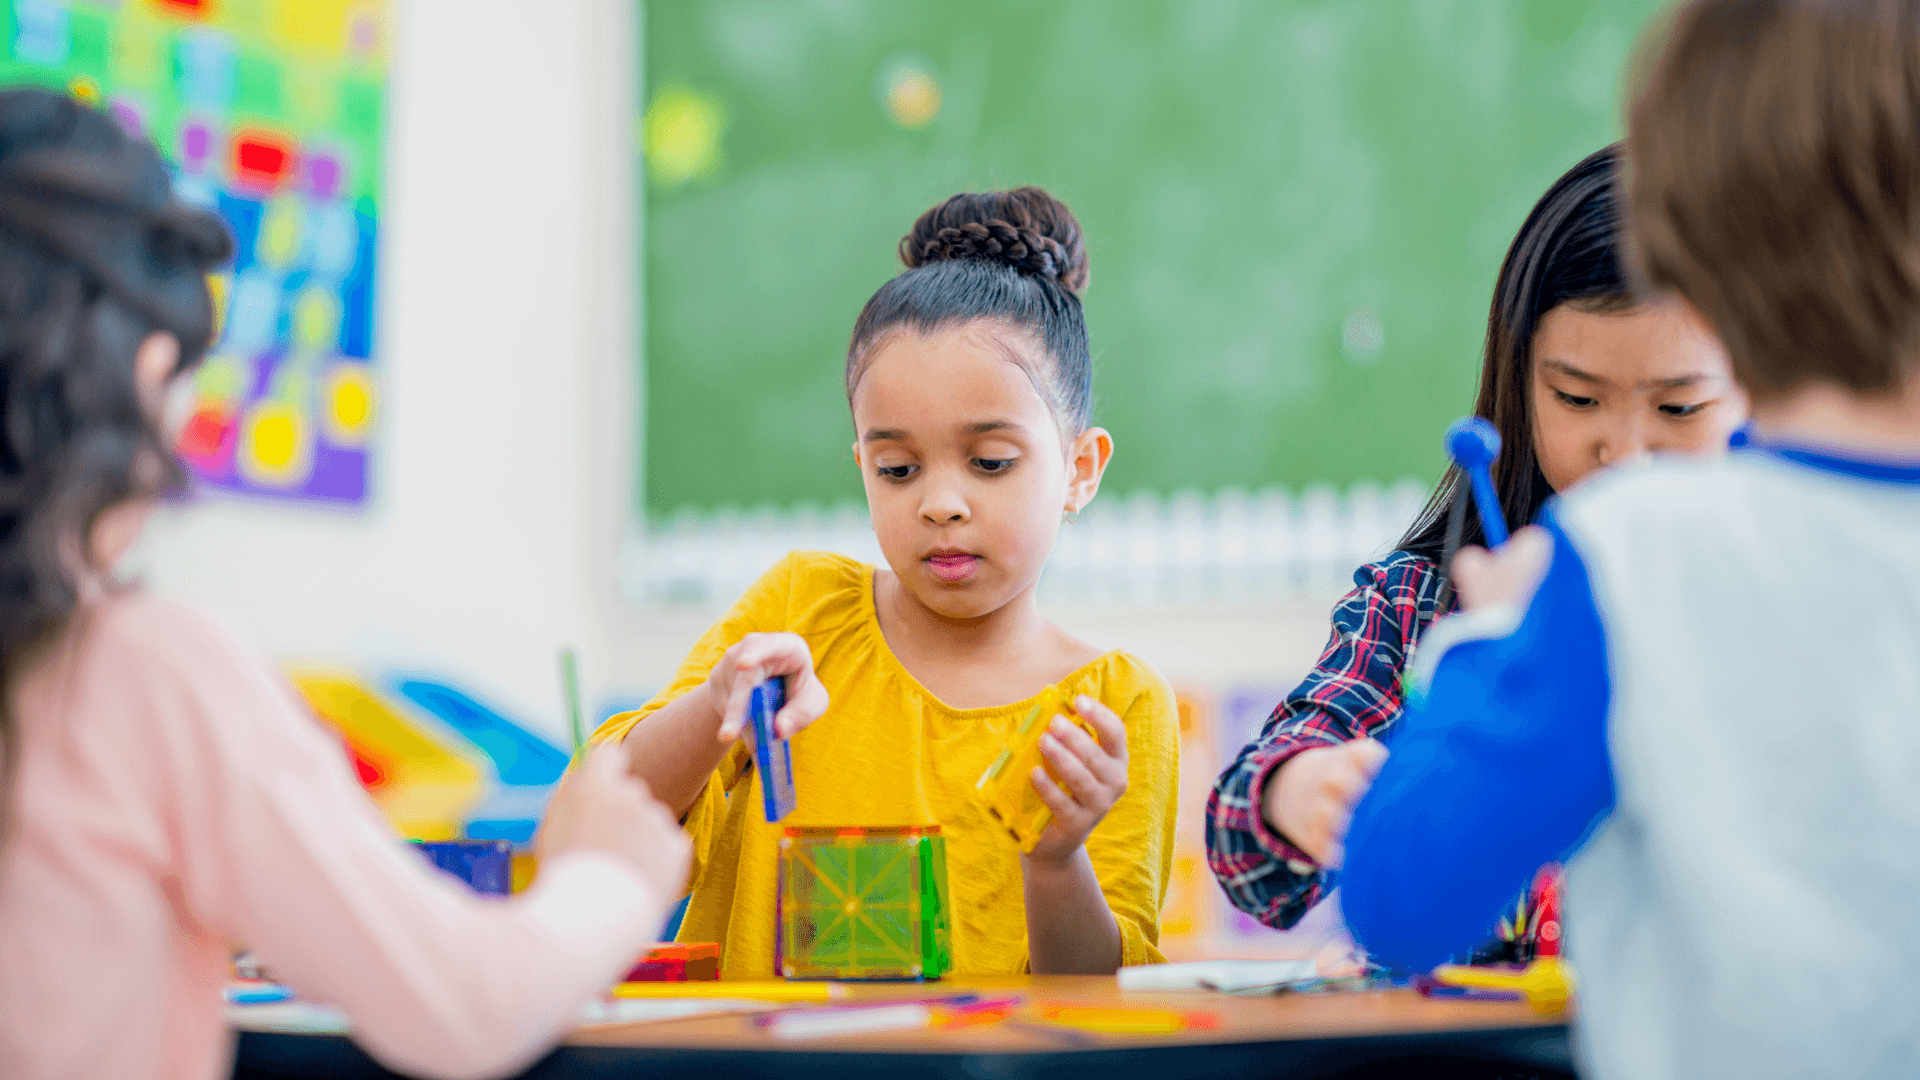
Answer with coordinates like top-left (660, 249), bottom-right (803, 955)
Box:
top-left (1751, 442), bottom-right (1920, 486)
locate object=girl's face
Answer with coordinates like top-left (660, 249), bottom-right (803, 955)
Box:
top-left (1529, 299), bottom-right (1746, 492)
top-left (851, 324), bottom-right (1109, 621)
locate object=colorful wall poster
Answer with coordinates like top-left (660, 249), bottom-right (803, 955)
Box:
top-left (0, 0), bottom-right (384, 505)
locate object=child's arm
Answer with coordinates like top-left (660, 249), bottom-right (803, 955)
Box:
top-left (1024, 684), bottom-right (1179, 974)
top-left (1207, 555), bottom-right (1439, 928)
top-left (1022, 698), bottom-right (1130, 973)
top-left (140, 605), bottom-right (689, 1080)
top-left (1341, 524), bottom-right (1615, 971)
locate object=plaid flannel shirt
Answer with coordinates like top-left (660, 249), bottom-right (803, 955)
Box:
top-left (1207, 549), bottom-right (1446, 929)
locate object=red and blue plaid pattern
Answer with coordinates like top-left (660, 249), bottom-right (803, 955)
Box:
top-left (1206, 550), bottom-right (1447, 929)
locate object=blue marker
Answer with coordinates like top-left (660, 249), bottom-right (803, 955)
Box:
top-left (1444, 417), bottom-right (1510, 548)
top-left (747, 677), bottom-right (798, 823)
top-left (226, 983), bottom-right (294, 1005)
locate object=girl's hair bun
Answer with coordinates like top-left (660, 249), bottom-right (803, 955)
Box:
top-left (899, 186), bottom-right (1089, 296)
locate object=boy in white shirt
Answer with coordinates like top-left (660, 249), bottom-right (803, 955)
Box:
top-left (1339, 2), bottom-right (1920, 1078)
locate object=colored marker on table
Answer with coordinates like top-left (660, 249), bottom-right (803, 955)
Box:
top-left (747, 677), bottom-right (798, 823)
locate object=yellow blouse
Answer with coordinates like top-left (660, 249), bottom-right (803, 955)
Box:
top-left (592, 551), bottom-right (1179, 978)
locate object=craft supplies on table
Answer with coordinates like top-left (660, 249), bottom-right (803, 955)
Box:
top-left (626, 942), bottom-right (720, 982)
top-left (1118, 958), bottom-right (1318, 993)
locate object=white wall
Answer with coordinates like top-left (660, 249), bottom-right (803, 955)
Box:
top-left (133, 0), bottom-right (644, 742)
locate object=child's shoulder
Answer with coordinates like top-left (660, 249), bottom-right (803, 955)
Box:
top-left (1072, 649), bottom-right (1177, 725)
top-left (86, 590), bottom-right (247, 660)
top-left (729, 550), bottom-right (876, 635)
top-left (1356, 548), bottom-right (1440, 592)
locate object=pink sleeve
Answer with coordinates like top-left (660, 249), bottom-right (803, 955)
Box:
top-left (119, 601), bottom-right (667, 1080)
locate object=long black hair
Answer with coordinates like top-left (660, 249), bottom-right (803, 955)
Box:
top-left (1398, 144), bottom-right (1633, 564)
top-left (0, 88), bottom-right (232, 834)
top-left (846, 187), bottom-right (1094, 435)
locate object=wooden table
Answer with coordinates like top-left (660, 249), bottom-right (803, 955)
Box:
top-left (233, 976), bottom-right (1574, 1080)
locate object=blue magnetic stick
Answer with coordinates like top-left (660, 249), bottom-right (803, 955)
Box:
top-left (747, 677), bottom-right (798, 823)
top-left (1444, 417), bottom-right (1510, 548)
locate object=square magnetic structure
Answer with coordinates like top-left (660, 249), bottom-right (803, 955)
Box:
top-left (776, 825), bottom-right (951, 980)
top-left (973, 687), bottom-right (1094, 851)
top-left (625, 942), bottom-right (720, 982)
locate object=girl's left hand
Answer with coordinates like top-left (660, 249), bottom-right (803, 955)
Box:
top-left (1027, 696), bottom-right (1129, 865)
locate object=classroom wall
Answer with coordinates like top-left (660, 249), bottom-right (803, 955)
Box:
top-left (131, 0), bottom-right (644, 738)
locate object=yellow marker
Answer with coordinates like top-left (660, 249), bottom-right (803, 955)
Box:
top-left (1038, 1003), bottom-right (1217, 1035)
top-left (1432, 958), bottom-right (1574, 1014)
top-left (610, 981), bottom-right (841, 1002)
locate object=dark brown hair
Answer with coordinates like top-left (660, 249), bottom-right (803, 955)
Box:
top-left (1627, 0), bottom-right (1920, 401)
top-left (0, 87), bottom-right (232, 834)
top-left (1400, 145), bottom-right (1633, 563)
top-left (846, 187), bottom-right (1094, 434)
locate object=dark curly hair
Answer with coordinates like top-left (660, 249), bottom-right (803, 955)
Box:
top-left (0, 87), bottom-right (233, 835)
top-left (846, 186), bottom-right (1095, 434)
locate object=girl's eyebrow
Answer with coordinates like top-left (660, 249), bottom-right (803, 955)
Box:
top-left (861, 427), bottom-right (910, 442)
top-left (1543, 358), bottom-right (1721, 391)
top-left (1541, 358), bottom-right (1607, 385)
top-left (961, 420), bottom-right (1025, 435)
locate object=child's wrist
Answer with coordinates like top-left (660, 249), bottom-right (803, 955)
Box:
top-left (1020, 843), bottom-right (1083, 875)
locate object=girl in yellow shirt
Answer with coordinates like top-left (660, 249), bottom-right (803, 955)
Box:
top-left (586, 187), bottom-right (1178, 977)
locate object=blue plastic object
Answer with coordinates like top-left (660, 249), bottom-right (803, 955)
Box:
top-left (392, 678), bottom-right (570, 787)
top-left (413, 839), bottom-right (513, 896)
top-left (1444, 417), bottom-right (1510, 548)
top-left (748, 677), bottom-right (799, 823)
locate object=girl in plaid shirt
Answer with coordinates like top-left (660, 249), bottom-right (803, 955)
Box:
top-left (1206, 144), bottom-right (1747, 957)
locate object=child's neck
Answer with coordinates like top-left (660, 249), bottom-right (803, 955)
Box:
top-left (1752, 375), bottom-right (1920, 457)
top-left (872, 570), bottom-right (1098, 709)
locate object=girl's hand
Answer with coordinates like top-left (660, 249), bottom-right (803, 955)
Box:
top-left (704, 631), bottom-right (830, 742)
top-left (540, 742), bottom-right (692, 893)
top-left (1027, 696), bottom-right (1129, 865)
top-left (1262, 739), bottom-right (1389, 869)
top-left (1451, 525), bottom-right (1554, 613)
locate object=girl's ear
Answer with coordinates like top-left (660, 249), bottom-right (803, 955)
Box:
top-left (1064, 426), bottom-right (1113, 514)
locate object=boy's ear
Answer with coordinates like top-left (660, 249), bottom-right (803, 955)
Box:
top-left (1065, 426), bottom-right (1113, 514)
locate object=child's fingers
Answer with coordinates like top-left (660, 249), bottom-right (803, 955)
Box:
top-left (774, 671), bottom-right (830, 739)
top-left (1039, 733), bottom-right (1102, 806)
top-left (1351, 738), bottom-right (1389, 779)
top-left (1048, 716), bottom-right (1126, 791)
top-left (715, 671), bottom-right (761, 741)
top-left (1030, 765), bottom-right (1081, 820)
top-left (1073, 696), bottom-right (1128, 758)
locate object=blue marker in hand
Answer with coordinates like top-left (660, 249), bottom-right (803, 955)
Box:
top-left (1444, 417), bottom-right (1510, 548)
top-left (746, 677), bottom-right (798, 823)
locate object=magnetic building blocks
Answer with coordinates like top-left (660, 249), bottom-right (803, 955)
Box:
top-left (776, 825), bottom-right (951, 980)
top-left (973, 687), bottom-right (1093, 851)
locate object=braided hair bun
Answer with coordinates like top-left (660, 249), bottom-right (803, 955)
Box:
top-left (899, 187), bottom-right (1089, 296)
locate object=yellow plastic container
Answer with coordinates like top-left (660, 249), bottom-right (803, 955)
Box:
top-left (973, 688), bottom-right (1092, 852)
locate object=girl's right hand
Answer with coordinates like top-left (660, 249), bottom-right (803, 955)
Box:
top-left (541, 742), bottom-right (692, 893)
top-left (1262, 739), bottom-right (1389, 869)
top-left (705, 631), bottom-right (830, 742)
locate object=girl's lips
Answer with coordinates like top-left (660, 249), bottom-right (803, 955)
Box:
top-left (925, 553), bottom-right (981, 582)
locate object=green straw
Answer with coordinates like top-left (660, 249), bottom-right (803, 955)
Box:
top-left (561, 647), bottom-right (586, 759)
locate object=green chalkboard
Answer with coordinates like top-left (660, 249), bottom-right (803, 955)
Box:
top-left (643, 0), bottom-right (1665, 515)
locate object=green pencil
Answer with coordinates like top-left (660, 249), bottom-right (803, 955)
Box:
top-left (561, 647), bottom-right (586, 761)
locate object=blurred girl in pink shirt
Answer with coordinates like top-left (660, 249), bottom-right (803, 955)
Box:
top-left (0, 88), bottom-right (690, 1080)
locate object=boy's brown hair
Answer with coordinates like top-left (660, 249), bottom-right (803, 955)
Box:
top-left (1626, 0), bottom-right (1920, 402)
